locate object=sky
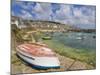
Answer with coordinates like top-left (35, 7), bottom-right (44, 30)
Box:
top-left (11, 0), bottom-right (96, 29)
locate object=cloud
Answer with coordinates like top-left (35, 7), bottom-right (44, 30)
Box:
top-left (52, 4), bottom-right (73, 24)
top-left (19, 10), bottom-right (33, 19)
top-left (32, 3), bottom-right (53, 21)
top-left (72, 5), bottom-right (96, 25)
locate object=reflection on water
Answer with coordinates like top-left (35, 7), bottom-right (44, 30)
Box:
top-left (52, 32), bottom-right (96, 50)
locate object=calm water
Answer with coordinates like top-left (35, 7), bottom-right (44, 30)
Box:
top-left (52, 32), bottom-right (96, 50)
top-left (42, 32), bottom-right (96, 65)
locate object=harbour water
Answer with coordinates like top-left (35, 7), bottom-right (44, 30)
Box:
top-left (53, 32), bottom-right (96, 50)
top-left (43, 32), bottom-right (96, 66)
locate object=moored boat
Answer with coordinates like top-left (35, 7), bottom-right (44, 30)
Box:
top-left (42, 36), bottom-right (52, 40)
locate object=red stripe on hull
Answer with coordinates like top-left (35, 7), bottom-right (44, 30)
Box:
top-left (17, 43), bottom-right (56, 57)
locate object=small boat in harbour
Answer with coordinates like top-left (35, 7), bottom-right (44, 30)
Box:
top-left (75, 33), bottom-right (86, 40)
top-left (42, 36), bottom-right (52, 40)
top-left (75, 37), bottom-right (84, 40)
top-left (16, 43), bottom-right (60, 69)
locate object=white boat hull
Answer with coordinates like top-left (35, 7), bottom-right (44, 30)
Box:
top-left (16, 48), bottom-right (60, 69)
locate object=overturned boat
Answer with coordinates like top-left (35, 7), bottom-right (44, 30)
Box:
top-left (16, 43), bottom-right (60, 69)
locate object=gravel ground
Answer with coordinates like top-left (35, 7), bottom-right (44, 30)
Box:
top-left (11, 49), bottom-right (94, 74)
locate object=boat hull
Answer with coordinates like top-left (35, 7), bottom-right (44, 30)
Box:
top-left (16, 48), bottom-right (60, 69)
